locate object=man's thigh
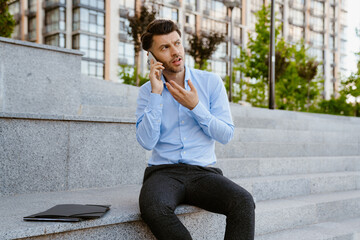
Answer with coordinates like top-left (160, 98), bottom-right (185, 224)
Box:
top-left (184, 168), bottom-right (254, 215)
top-left (139, 166), bottom-right (186, 212)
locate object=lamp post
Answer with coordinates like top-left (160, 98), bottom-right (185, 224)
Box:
top-left (223, 0), bottom-right (240, 102)
top-left (269, 0), bottom-right (275, 109)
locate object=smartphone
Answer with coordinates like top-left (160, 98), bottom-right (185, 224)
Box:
top-left (147, 52), bottom-right (157, 66)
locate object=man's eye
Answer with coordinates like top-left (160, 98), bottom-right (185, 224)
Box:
top-left (176, 42), bottom-right (181, 45)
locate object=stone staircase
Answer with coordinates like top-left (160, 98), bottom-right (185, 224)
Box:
top-left (1, 37), bottom-right (360, 239)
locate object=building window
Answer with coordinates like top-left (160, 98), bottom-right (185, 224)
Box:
top-left (309, 31), bottom-right (323, 47)
top-left (185, 13), bottom-right (196, 27)
top-left (211, 60), bottom-right (227, 78)
top-left (118, 42), bottom-right (135, 66)
top-left (212, 0), bottom-right (227, 19)
top-left (28, 0), bottom-right (37, 13)
top-left (234, 27), bottom-right (241, 41)
top-left (291, 0), bottom-right (305, 9)
top-left (158, 6), bottom-right (178, 22)
top-left (340, 39), bottom-right (346, 52)
top-left (45, 7), bottom-right (66, 34)
top-left (251, 0), bottom-right (264, 12)
top-left (185, 0), bottom-right (197, 11)
top-left (329, 20), bottom-right (336, 34)
top-left (275, 3), bottom-right (283, 20)
top-left (233, 7), bottom-right (242, 25)
top-left (73, 0), bottom-right (105, 10)
top-left (185, 55), bottom-right (195, 68)
top-left (289, 8), bottom-right (304, 26)
top-left (8, 0), bottom-right (21, 39)
top-left (73, 34), bottom-right (104, 60)
top-left (288, 25), bottom-right (304, 43)
top-left (81, 60), bottom-right (104, 79)
top-left (329, 6), bottom-right (335, 19)
top-left (45, 33), bottom-right (66, 47)
top-left (308, 48), bottom-right (323, 62)
top-left (28, 17), bottom-right (37, 41)
top-left (311, 0), bottom-right (324, 16)
top-left (309, 16), bottom-right (324, 32)
top-left (119, 0), bottom-right (135, 10)
top-left (213, 42), bottom-right (227, 59)
top-left (73, 7), bottom-right (105, 35)
top-left (329, 36), bottom-right (335, 50)
top-left (8, 0), bottom-right (20, 14)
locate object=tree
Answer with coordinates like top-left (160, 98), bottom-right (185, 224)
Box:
top-left (187, 31), bottom-right (225, 70)
top-left (235, 4), bottom-right (322, 110)
top-left (127, 5), bottom-right (157, 86)
top-left (0, 0), bottom-right (15, 37)
top-left (341, 51), bottom-right (360, 116)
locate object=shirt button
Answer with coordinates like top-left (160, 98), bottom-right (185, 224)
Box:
top-left (181, 120), bottom-right (185, 124)
top-left (160, 104), bottom-right (163, 107)
top-left (184, 137), bottom-right (187, 140)
top-left (183, 151), bottom-right (186, 154)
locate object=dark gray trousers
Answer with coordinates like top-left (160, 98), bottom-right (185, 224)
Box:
top-left (139, 163), bottom-right (255, 240)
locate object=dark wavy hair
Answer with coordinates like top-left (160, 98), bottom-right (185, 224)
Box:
top-left (141, 19), bottom-right (182, 51)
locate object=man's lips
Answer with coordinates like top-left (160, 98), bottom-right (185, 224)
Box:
top-left (172, 57), bottom-right (182, 65)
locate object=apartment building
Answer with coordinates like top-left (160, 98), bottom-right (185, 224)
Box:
top-left (8, 0), bottom-right (348, 99)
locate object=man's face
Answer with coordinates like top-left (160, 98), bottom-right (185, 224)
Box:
top-left (150, 31), bottom-right (185, 74)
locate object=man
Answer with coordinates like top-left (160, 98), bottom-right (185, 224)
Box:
top-left (136, 19), bottom-right (255, 240)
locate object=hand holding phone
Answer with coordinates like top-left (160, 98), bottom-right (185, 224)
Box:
top-left (148, 52), bottom-right (164, 94)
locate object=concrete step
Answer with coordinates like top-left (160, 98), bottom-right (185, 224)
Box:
top-left (217, 156), bottom-right (360, 178)
top-left (232, 128), bottom-right (359, 145)
top-left (234, 171), bottom-right (360, 201)
top-left (215, 141), bottom-right (360, 158)
top-left (255, 190), bottom-right (360, 236)
top-left (255, 217), bottom-right (360, 240)
top-left (230, 104), bottom-right (360, 124)
top-left (2, 186), bottom-right (360, 239)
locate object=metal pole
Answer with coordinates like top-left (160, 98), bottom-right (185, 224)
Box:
top-left (269, 0), bottom-right (275, 109)
top-left (229, 7), bottom-right (234, 102)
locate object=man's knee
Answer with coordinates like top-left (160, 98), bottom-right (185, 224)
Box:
top-left (230, 189), bottom-right (256, 215)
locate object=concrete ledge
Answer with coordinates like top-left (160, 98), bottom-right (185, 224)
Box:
top-left (2, 186), bottom-right (360, 239)
top-left (0, 185), bottom-right (206, 240)
top-left (0, 116), bottom-right (146, 196)
top-left (0, 112), bottom-right (136, 124)
top-left (0, 37), bottom-right (83, 56)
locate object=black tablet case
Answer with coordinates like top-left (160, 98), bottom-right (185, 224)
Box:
top-left (23, 204), bottom-right (111, 222)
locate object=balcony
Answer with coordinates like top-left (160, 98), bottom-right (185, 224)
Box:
top-left (309, 8), bottom-right (325, 18)
top-left (118, 58), bottom-right (128, 65)
top-left (119, 8), bottom-right (129, 18)
top-left (184, 26), bottom-right (194, 34)
top-left (118, 33), bottom-right (129, 41)
top-left (43, 0), bottom-right (66, 10)
top-left (26, 31), bottom-right (37, 41)
top-left (185, 4), bottom-right (194, 11)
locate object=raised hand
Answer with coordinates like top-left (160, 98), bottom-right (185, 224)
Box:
top-left (149, 59), bottom-right (165, 94)
top-left (165, 79), bottom-right (199, 110)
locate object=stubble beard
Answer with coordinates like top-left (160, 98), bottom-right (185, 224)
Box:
top-left (163, 59), bottom-right (185, 74)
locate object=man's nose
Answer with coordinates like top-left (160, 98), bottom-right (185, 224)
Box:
top-left (171, 46), bottom-right (180, 56)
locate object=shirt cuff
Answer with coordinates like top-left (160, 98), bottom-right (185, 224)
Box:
top-left (191, 101), bottom-right (212, 124)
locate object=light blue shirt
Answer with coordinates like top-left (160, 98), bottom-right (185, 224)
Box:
top-left (135, 66), bottom-right (234, 167)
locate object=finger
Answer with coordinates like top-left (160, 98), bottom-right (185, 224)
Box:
top-left (169, 80), bottom-right (186, 93)
top-left (188, 79), bottom-right (196, 92)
